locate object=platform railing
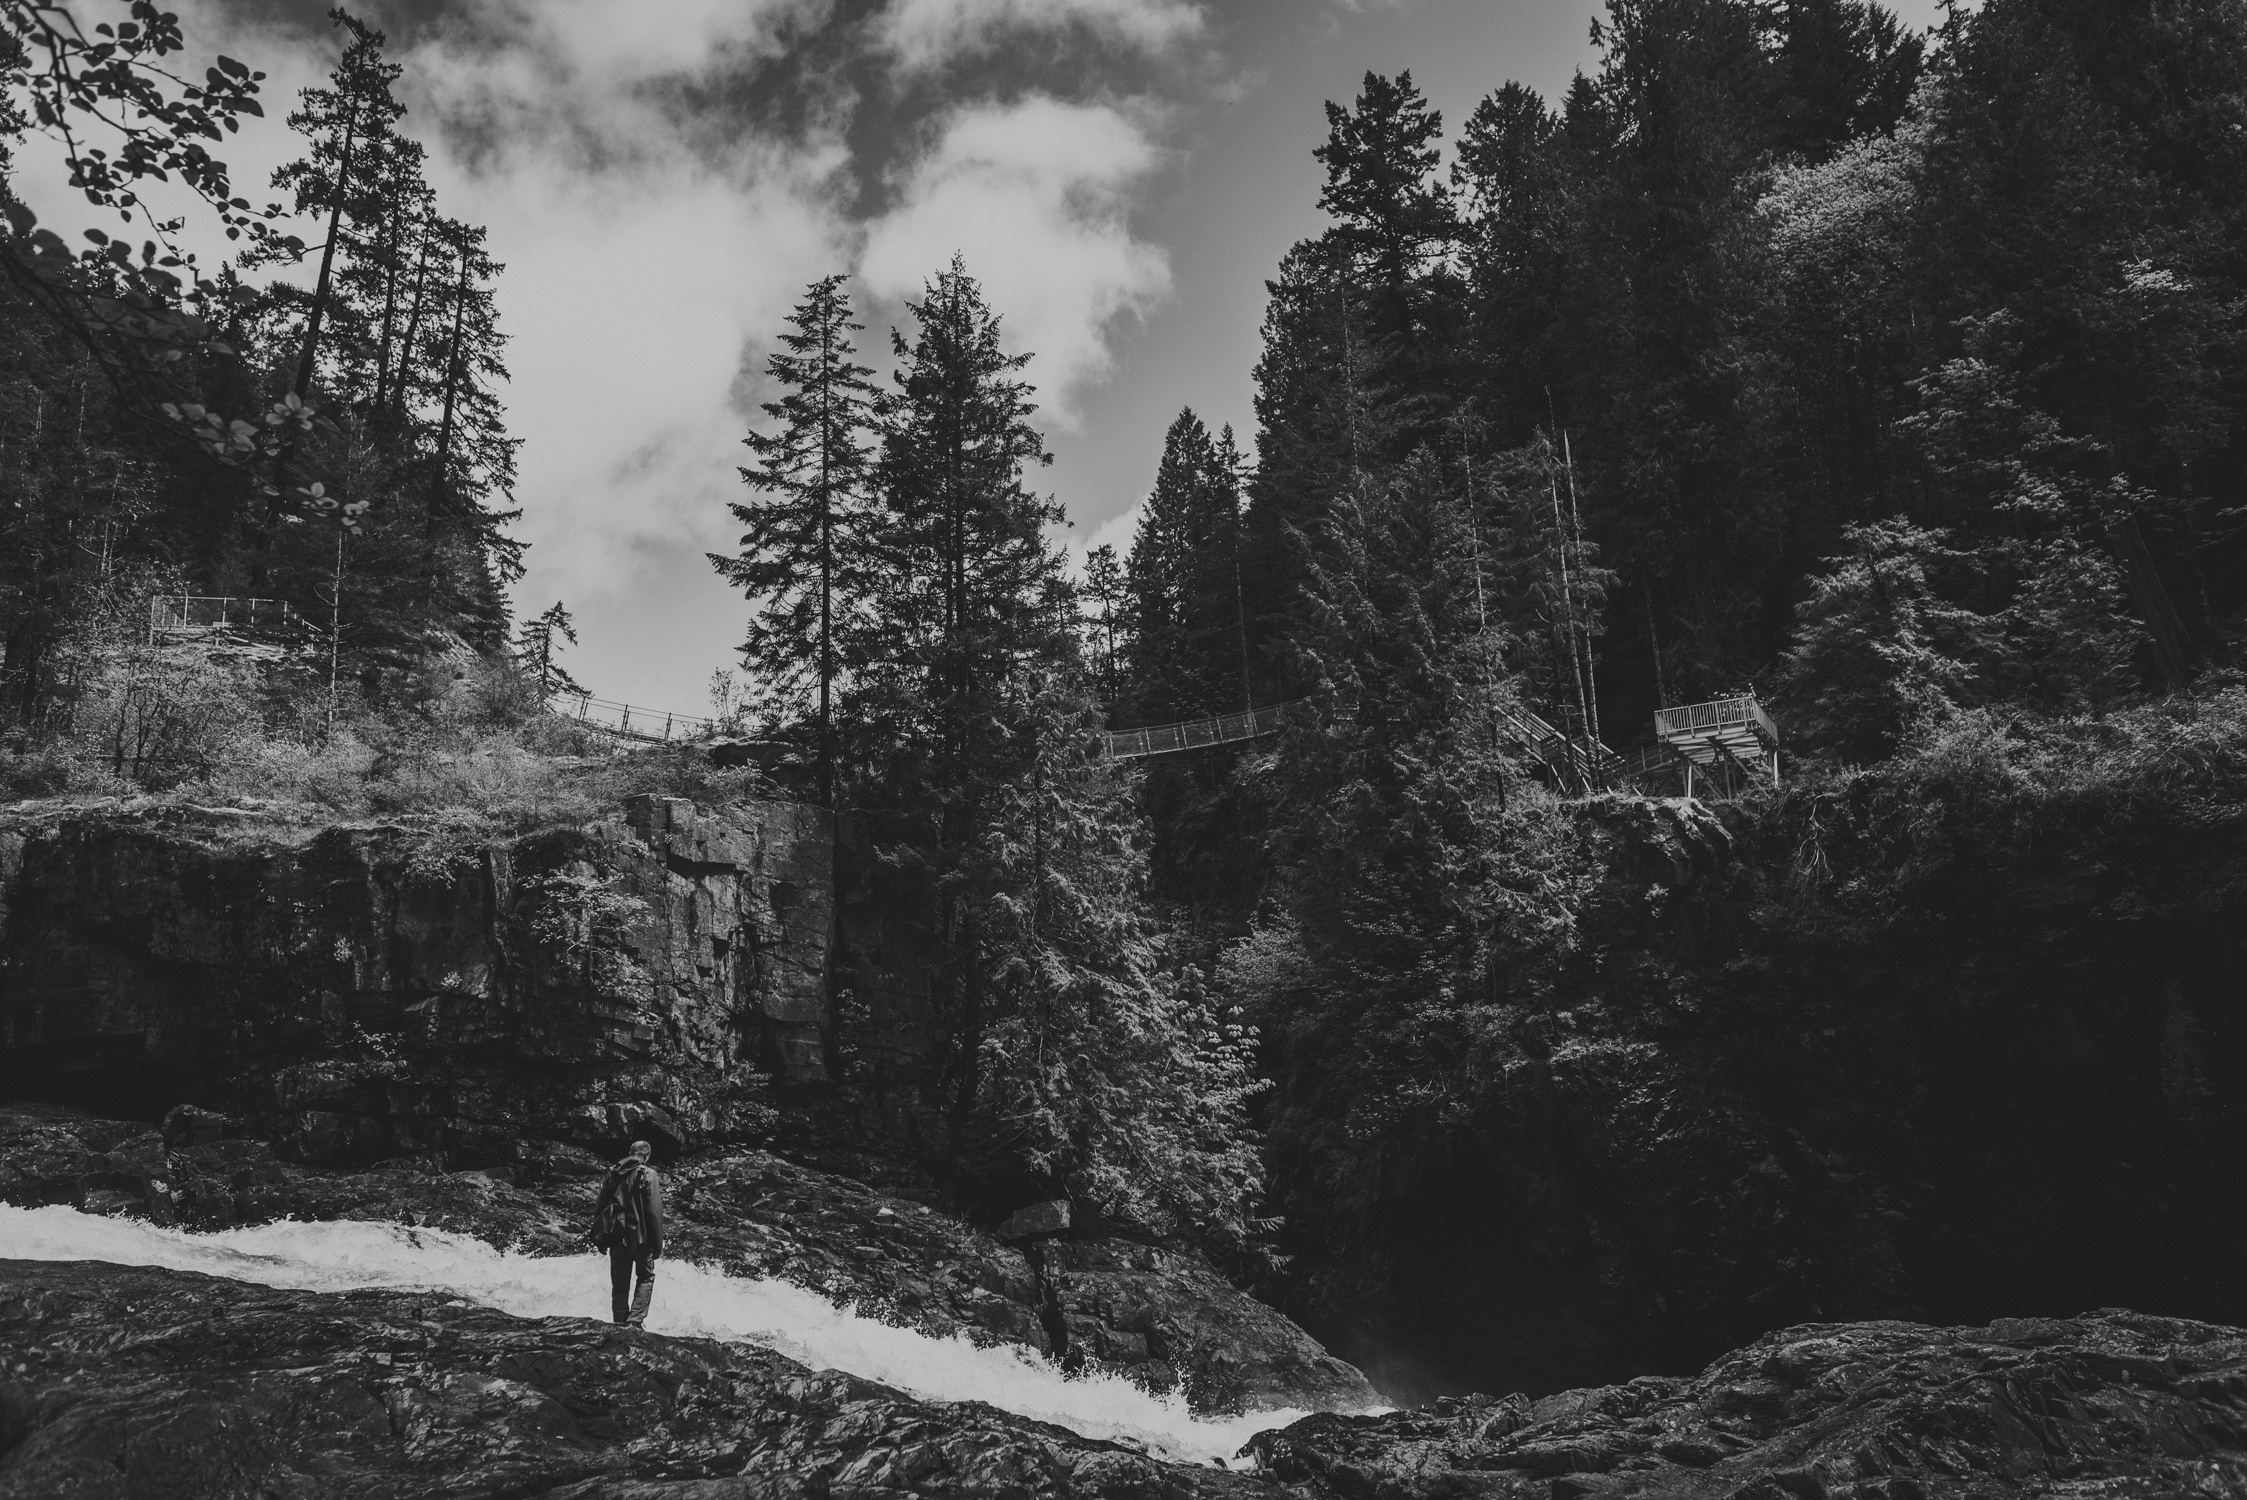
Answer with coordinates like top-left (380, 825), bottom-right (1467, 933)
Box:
top-left (149, 595), bottom-right (301, 640)
top-left (1655, 694), bottom-right (1778, 749)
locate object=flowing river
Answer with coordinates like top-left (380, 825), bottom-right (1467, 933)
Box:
top-left (0, 1203), bottom-right (1331, 1467)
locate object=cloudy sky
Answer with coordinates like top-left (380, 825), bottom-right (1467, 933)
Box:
top-left (26, 0), bottom-right (1940, 713)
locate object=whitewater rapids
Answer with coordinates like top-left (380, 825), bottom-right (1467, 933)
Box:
top-left (0, 1203), bottom-right (1333, 1467)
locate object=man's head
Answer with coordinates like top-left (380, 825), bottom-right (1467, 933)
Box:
top-left (629, 1140), bottom-right (653, 1164)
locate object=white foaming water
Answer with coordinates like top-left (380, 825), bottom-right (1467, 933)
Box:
top-left (0, 1204), bottom-right (1322, 1466)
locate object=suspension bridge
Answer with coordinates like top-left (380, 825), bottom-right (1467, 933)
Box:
top-left (530, 683), bottom-right (1782, 797)
top-left (549, 692), bottom-right (719, 744)
top-left (154, 595), bottom-right (1779, 796)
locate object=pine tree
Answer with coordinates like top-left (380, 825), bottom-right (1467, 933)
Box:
top-left (849, 259), bottom-right (1263, 1240)
top-left (975, 660), bottom-right (1266, 1246)
top-left (226, 8), bottom-right (520, 667)
top-left (713, 274), bottom-right (880, 808)
top-left (866, 256), bottom-right (1059, 788)
top-left (1080, 543), bottom-right (1126, 707)
top-left (238, 8), bottom-right (410, 589)
top-left (1242, 235), bottom-right (1390, 690)
top-left (1315, 72), bottom-right (1456, 353)
top-left (258, 9), bottom-right (407, 407)
top-left (1125, 409), bottom-right (1248, 723)
top-left (516, 600), bottom-right (583, 698)
top-left (415, 214), bottom-right (520, 646)
top-left (1778, 520), bottom-right (1988, 759)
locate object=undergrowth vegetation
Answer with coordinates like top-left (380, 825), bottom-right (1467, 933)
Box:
top-left (0, 577), bottom-right (766, 829)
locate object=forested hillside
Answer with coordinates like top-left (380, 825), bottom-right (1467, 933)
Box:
top-left (2, 8), bottom-right (521, 789)
top-left (1084, 0), bottom-right (2247, 923)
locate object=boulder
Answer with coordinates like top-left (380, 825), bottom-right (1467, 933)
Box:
top-left (996, 1198), bottom-right (1071, 1241)
top-left (1243, 1311), bottom-right (2247, 1497)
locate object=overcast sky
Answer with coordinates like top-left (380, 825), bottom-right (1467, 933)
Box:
top-left (24, 0), bottom-right (1942, 714)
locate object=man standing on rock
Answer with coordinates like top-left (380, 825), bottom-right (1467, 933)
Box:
top-left (591, 1139), bottom-right (665, 1327)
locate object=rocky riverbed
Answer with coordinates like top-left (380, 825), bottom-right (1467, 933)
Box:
top-left (8, 1103), bottom-right (2247, 1498)
top-left (0, 1104), bottom-right (1374, 1417)
top-left (6, 1250), bottom-right (2244, 1498)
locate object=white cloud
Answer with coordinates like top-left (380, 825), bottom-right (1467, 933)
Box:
top-left (859, 96), bottom-right (1172, 424)
top-left (1062, 498), bottom-right (1142, 580)
top-left (881, 0), bottom-right (1206, 70)
top-left (445, 0), bottom-right (823, 86)
top-left (10, 1), bottom-right (1185, 708)
top-left (364, 1), bottom-right (856, 688)
top-left (399, 0), bottom-right (836, 173)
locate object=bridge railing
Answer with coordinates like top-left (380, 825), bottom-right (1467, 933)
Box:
top-left (1102, 703), bottom-right (1291, 760)
top-left (551, 692), bottom-right (720, 743)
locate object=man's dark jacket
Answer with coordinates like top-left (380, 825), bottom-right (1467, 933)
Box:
top-left (593, 1159), bottom-right (665, 1254)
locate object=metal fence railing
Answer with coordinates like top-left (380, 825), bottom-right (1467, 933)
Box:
top-left (149, 595), bottom-right (301, 640)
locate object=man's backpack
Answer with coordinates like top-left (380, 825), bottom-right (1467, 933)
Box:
top-left (591, 1166), bottom-right (633, 1248)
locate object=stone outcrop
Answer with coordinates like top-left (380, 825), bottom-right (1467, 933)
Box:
top-left (0, 795), bottom-right (835, 1164)
top-left (1246, 1310), bottom-right (2247, 1498)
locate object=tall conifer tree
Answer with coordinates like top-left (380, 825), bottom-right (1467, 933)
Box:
top-left (713, 274), bottom-right (879, 807)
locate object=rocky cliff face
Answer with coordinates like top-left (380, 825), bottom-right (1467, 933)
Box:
top-left (1258, 773), bottom-right (2247, 1402)
top-left (0, 795), bottom-right (835, 1166)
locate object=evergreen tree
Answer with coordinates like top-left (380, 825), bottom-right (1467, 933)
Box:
top-left (1315, 72), bottom-right (1457, 354)
top-left (227, 10), bottom-right (520, 667)
top-left (848, 259), bottom-right (1263, 1239)
top-left (1125, 409), bottom-right (1248, 724)
top-left (1777, 519), bottom-right (1987, 759)
top-left (1451, 83), bottom-right (1569, 449)
top-left (713, 273), bottom-right (880, 808)
top-left (414, 214), bottom-right (520, 646)
top-left (1080, 543), bottom-right (1126, 707)
top-left (856, 256), bottom-right (1064, 1121)
top-left (515, 600), bottom-right (582, 698)
top-left (253, 9), bottom-right (406, 408)
top-left (976, 660), bottom-right (1266, 1246)
top-left (1242, 235), bottom-right (1388, 692)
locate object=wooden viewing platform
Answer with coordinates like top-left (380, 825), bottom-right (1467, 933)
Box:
top-left (1654, 693), bottom-right (1780, 792)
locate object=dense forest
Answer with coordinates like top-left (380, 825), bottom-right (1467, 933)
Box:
top-left (1103, 0), bottom-right (2247, 923)
top-left (8, 0), bottom-right (2247, 1385)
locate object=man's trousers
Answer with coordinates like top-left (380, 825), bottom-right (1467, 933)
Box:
top-left (610, 1244), bottom-right (655, 1326)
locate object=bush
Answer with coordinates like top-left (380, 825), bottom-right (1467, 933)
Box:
top-left (0, 740), bottom-right (75, 801)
